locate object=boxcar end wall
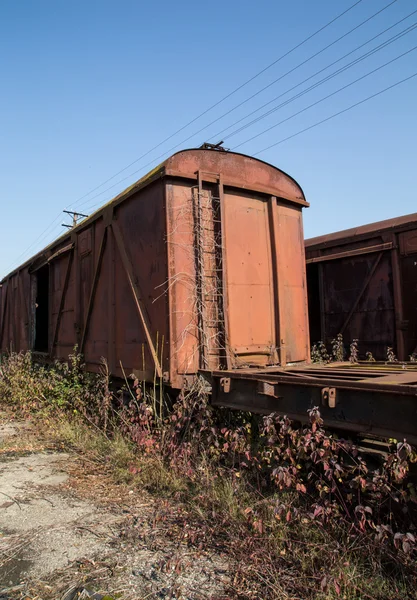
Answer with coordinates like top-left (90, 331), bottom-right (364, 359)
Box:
top-left (306, 213), bottom-right (417, 361)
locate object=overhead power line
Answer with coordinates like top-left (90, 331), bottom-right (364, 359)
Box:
top-left (73, 0), bottom-right (399, 214)
top-left (80, 47), bottom-right (416, 220)
top-left (168, 0), bottom-right (399, 152)
top-left (2, 1), bottom-right (407, 276)
top-left (3, 214), bottom-right (64, 273)
top-left (252, 70), bottom-right (417, 156)
top-left (67, 0), bottom-right (365, 208)
top-left (233, 44), bottom-right (417, 150)
top-left (222, 22), bottom-right (417, 143)
top-left (83, 43), bottom-right (417, 217)
top-left (209, 8), bottom-right (417, 142)
top-left (8, 3), bottom-right (411, 275)
top-left (3, 1), bottom-right (365, 277)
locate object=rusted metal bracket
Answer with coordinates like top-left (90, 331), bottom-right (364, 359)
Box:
top-left (306, 242), bottom-right (393, 264)
top-left (391, 239), bottom-right (407, 361)
top-left (52, 249), bottom-right (74, 349)
top-left (398, 320), bottom-right (409, 331)
top-left (257, 380), bottom-right (279, 398)
top-left (103, 206), bottom-right (114, 227)
top-left (194, 172), bottom-right (208, 369)
top-left (111, 220), bottom-right (163, 379)
top-left (12, 273), bottom-right (19, 349)
top-left (47, 243), bottom-right (74, 263)
top-left (268, 196), bottom-right (287, 367)
top-left (322, 387), bottom-right (337, 408)
top-left (217, 173), bottom-right (231, 370)
top-left (220, 377), bottom-right (231, 393)
top-left (72, 231), bottom-right (81, 342)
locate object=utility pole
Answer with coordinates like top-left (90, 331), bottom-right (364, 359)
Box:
top-left (62, 210), bottom-right (88, 229)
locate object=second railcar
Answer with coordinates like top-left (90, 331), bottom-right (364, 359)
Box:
top-left (306, 213), bottom-right (417, 361)
top-left (0, 148), bottom-right (310, 388)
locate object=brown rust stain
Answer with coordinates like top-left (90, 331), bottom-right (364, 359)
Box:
top-left (306, 213), bottom-right (417, 361)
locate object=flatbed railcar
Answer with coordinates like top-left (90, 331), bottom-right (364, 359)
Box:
top-left (305, 213), bottom-right (417, 361)
top-left (1, 149), bottom-right (417, 444)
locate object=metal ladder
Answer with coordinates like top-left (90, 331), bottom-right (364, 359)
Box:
top-left (193, 171), bottom-right (228, 370)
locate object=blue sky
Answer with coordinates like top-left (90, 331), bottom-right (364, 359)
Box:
top-left (1, 0), bottom-right (416, 278)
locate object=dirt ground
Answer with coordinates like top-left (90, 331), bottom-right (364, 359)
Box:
top-left (0, 414), bottom-right (230, 600)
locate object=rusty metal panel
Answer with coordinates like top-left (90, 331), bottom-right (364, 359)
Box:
top-left (51, 241), bottom-right (76, 357)
top-left (272, 202), bottom-right (309, 364)
top-left (83, 181), bottom-right (168, 379)
top-left (399, 230), bottom-right (417, 256)
top-left (222, 189), bottom-right (276, 367)
top-left (321, 253), bottom-right (395, 358)
top-left (400, 253), bottom-right (417, 357)
top-left (306, 214), bottom-right (417, 361)
top-left (306, 211), bottom-right (417, 250)
top-left (74, 219), bottom-right (109, 366)
top-left (166, 180), bottom-right (199, 385)
top-left (20, 270), bottom-right (31, 351)
top-left (0, 272), bottom-right (31, 353)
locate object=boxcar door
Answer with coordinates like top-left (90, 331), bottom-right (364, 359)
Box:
top-left (221, 189), bottom-right (277, 367)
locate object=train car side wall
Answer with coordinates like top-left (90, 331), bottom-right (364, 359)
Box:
top-left (0, 270), bottom-right (32, 353)
top-left (306, 220), bottom-right (417, 360)
top-left (0, 179), bottom-right (171, 381)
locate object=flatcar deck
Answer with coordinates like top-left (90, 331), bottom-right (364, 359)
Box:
top-left (203, 362), bottom-right (417, 444)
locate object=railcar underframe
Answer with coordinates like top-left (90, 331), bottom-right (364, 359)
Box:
top-left (203, 362), bottom-right (417, 445)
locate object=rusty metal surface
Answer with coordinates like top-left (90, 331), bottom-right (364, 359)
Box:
top-left (207, 362), bottom-right (417, 444)
top-left (306, 213), bottom-right (417, 361)
top-left (165, 151), bottom-right (308, 207)
top-left (222, 189), bottom-right (276, 367)
top-left (1, 149), bottom-right (309, 387)
top-left (306, 212), bottom-right (417, 249)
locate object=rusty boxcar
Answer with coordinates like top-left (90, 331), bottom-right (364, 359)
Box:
top-left (305, 213), bottom-right (417, 361)
top-left (0, 148), bottom-right (310, 388)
